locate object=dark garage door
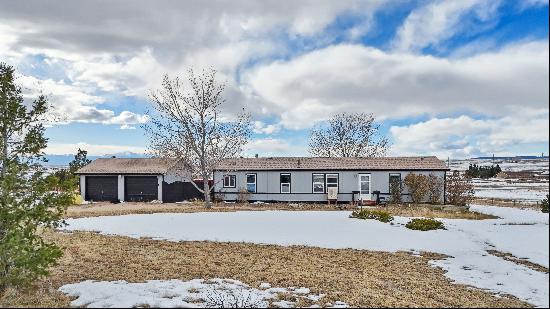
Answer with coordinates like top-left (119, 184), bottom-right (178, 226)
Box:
top-left (125, 176), bottom-right (158, 202)
top-left (85, 176), bottom-right (118, 202)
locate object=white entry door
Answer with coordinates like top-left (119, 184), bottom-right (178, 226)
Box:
top-left (358, 174), bottom-right (372, 201)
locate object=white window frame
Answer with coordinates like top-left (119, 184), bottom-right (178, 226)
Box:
top-left (280, 173), bottom-right (291, 194)
top-left (326, 174), bottom-right (339, 192)
top-left (246, 173), bottom-right (257, 193)
top-left (312, 173), bottom-right (325, 193)
top-left (223, 175), bottom-right (236, 188)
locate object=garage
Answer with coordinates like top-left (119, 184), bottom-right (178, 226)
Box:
top-left (125, 176), bottom-right (158, 202)
top-left (77, 158), bottom-right (193, 203)
top-left (85, 176), bottom-right (118, 201)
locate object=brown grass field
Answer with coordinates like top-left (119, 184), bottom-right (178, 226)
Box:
top-left (65, 201), bottom-right (498, 220)
top-left (0, 231), bottom-right (531, 308)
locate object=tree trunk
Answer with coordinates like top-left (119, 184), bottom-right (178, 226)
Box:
top-left (203, 174), bottom-right (212, 209)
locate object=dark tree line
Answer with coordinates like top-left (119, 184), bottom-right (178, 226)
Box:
top-left (465, 164), bottom-right (502, 179)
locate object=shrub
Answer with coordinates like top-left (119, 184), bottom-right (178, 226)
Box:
top-left (406, 218), bottom-right (445, 231)
top-left (404, 173), bottom-right (429, 203)
top-left (236, 188), bottom-right (250, 203)
top-left (426, 173), bottom-right (443, 204)
top-left (542, 195), bottom-right (549, 213)
top-left (350, 209), bottom-right (394, 223)
top-left (446, 171), bottom-right (475, 206)
top-left (389, 180), bottom-right (402, 204)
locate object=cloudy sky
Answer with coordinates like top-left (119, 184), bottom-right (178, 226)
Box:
top-left (1, 0), bottom-right (548, 159)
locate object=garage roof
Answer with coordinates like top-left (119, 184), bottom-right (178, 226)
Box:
top-left (76, 158), bottom-right (181, 175)
top-left (216, 156), bottom-right (449, 171)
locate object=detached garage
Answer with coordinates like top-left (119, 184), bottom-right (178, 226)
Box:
top-left (76, 158), bottom-right (202, 203)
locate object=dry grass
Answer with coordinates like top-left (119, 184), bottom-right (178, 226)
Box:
top-left (67, 201), bottom-right (496, 220)
top-left (487, 250), bottom-right (549, 274)
top-left (370, 204), bottom-right (498, 220)
top-left (65, 201), bottom-right (351, 219)
top-left (0, 231), bottom-right (530, 308)
top-left (473, 198), bottom-right (543, 210)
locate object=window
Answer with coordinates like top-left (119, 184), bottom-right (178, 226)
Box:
top-left (312, 174), bottom-right (325, 193)
top-left (326, 174), bottom-right (338, 192)
top-left (223, 175), bottom-right (236, 188)
top-left (389, 173), bottom-right (401, 191)
top-left (280, 173), bottom-right (291, 193)
top-left (246, 174), bottom-right (256, 193)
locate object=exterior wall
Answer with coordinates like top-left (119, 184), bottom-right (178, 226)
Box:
top-left (118, 175), bottom-right (125, 202)
top-left (213, 170), bottom-right (446, 203)
top-left (80, 175), bottom-right (86, 198)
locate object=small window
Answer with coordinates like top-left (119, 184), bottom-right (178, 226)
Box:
top-left (313, 174), bottom-right (325, 193)
top-left (223, 175), bottom-right (236, 188)
top-left (326, 174), bottom-right (338, 192)
top-left (246, 174), bottom-right (256, 193)
top-left (280, 173), bottom-right (291, 193)
top-left (389, 173), bottom-right (401, 191)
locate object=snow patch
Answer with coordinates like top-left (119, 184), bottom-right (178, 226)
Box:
top-left (64, 206), bottom-right (549, 307)
top-left (58, 278), bottom-right (344, 308)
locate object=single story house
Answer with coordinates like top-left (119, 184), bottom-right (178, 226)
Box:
top-left (76, 158), bottom-right (201, 203)
top-left (213, 156), bottom-right (450, 203)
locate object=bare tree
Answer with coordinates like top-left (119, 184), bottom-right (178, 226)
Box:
top-left (143, 68), bottom-right (252, 208)
top-left (308, 113), bottom-right (389, 157)
top-left (446, 171), bottom-right (475, 206)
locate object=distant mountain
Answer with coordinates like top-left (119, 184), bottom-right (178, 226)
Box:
top-left (44, 152), bottom-right (147, 167)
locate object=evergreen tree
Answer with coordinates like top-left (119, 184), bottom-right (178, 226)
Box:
top-left (0, 62), bottom-right (72, 293)
top-left (69, 148), bottom-right (91, 174)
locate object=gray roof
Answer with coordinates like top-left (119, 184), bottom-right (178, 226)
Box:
top-left (216, 156), bottom-right (449, 171)
top-left (76, 158), bottom-right (180, 175)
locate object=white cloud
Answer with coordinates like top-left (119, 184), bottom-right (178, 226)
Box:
top-left (244, 41), bottom-right (548, 129)
top-left (252, 121), bottom-right (281, 135)
top-left (393, 0), bottom-right (501, 52)
top-left (390, 112), bottom-right (549, 158)
top-left (45, 142), bottom-right (146, 156)
top-left (243, 138), bottom-right (307, 156)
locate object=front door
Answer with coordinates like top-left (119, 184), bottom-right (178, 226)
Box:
top-left (358, 174), bottom-right (371, 201)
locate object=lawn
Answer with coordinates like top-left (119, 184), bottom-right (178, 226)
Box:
top-left (2, 203), bottom-right (548, 308)
top-left (0, 231), bottom-right (530, 308)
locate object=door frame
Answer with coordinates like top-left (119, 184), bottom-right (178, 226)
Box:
top-left (358, 173), bottom-right (372, 201)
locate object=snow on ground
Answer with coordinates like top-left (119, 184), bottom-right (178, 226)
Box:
top-left (63, 207), bottom-right (549, 307)
top-left (472, 178), bottom-right (548, 202)
top-left (450, 158), bottom-right (549, 173)
top-left (59, 278), bottom-right (348, 308)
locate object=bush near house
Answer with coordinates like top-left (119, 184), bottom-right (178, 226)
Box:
top-left (389, 180), bottom-right (402, 204)
top-left (542, 195), bottom-right (549, 213)
top-left (350, 209), bottom-right (394, 223)
top-left (446, 171), bottom-right (475, 206)
top-left (426, 174), bottom-right (443, 204)
top-left (236, 188), bottom-right (251, 204)
top-left (406, 218), bottom-right (445, 231)
top-left (404, 173), bottom-right (429, 203)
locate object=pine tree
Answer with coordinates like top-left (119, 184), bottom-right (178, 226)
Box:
top-left (69, 148), bottom-right (91, 174)
top-left (0, 63), bottom-right (72, 293)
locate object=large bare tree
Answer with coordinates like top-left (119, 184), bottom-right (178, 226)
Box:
top-left (143, 68), bottom-right (252, 208)
top-left (308, 112), bottom-right (389, 157)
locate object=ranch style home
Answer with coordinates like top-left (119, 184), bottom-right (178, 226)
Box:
top-left (213, 156), bottom-right (450, 204)
top-left (76, 156), bottom-right (450, 204)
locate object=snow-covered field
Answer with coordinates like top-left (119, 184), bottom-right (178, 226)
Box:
top-left (63, 206), bottom-right (549, 307)
top-left (59, 278), bottom-right (348, 308)
top-left (450, 158), bottom-right (549, 173)
top-left (473, 178), bottom-right (549, 201)
top-left (450, 158), bottom-right (549, 202)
